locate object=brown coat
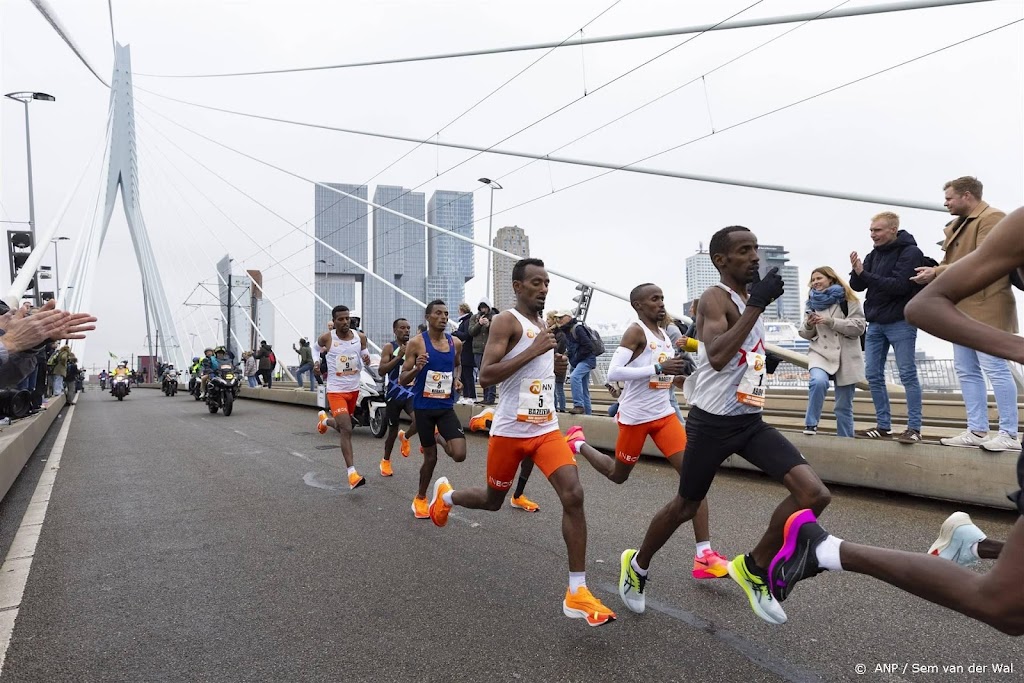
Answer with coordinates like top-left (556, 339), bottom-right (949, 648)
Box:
top-left (935, 201), bottom-right (1017, 333)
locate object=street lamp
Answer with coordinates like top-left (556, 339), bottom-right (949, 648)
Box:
top-left (478, 178), bottom-right (503, 303)
top-left (50, 236), bottom-right (69, 297)
top-left (5, 91), bottom-right (56, 307)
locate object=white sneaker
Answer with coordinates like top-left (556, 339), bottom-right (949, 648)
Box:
top-left (980, 431), bottom-right (1022, 453)
top-left (928, 511), bottom-right (985, 566)
top-left (939, 430), bottom-right (988, 448)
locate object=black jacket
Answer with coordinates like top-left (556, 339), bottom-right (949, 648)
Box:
top-left (453, 313), bottom-right (476, 367)
top-left (849, 230), bottom-right (923, 324)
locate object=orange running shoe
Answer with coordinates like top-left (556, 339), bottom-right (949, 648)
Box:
top-left (379, 459), bottom-right (393, 477)
top-left (411, 495), bottom-right (429, 519)
top-left (562, 586), bottom-right (616, 627)
top-left (348, 470), bottom-right (366, 490)
top-left (398, 430), bottom-right (411, 457)
top-left (469, 408), bottom-right (495, 432)
top-left (564, 425), bottom-right (585, 454)
top-left (428, 477), bottom-right (453, 527)
top-left (692, 548), bottom-right (729, 579)
top-left (316, 410), bottom-right (329, 435)
top-left (510, 495), bottom-right (539, 512)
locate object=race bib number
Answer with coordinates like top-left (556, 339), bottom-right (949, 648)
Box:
top-left (335, 354), bottom-right (358, 376)
top-left (423, 371), bottom-right (454, 400)
top-left (517, 378), bottom-right (555, 423)
top-left (649, 349), bottom-right (673, 389)
top-left (737, 352), bottom-right (767, 407)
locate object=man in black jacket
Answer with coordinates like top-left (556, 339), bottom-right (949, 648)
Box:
top-left (849, 211), bottom-right (923, 444)
top-left (453, 303), bottom-right (476, 401)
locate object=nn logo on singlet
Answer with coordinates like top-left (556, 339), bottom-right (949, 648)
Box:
top-left (431, 372), bottom-right (442, 381)
top-left (526, 329), bottom-right (536, 338)
top-left (528, 380), bottom-right (543, 395)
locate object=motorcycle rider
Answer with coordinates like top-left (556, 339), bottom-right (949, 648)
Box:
top-left (199, 348), bottom-right (221, 398)
top-left (111, 361), bottom-right (131, 394)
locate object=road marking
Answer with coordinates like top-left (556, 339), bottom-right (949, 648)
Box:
top-left (290, 451), bottom-right (313, 462)
top-left (597, 582), bottom-right (822, 683)
top-left (0, 404), bottom-right (76, 675)
top-left (233, 430), bottom-right (249, 438)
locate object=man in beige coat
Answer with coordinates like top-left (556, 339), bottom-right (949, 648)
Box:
top-left (912, 176), bottom-right (1019, 452)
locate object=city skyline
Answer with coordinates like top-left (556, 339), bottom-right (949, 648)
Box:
top-left (426, 190), bottom-right (475, 313)
top-left (491, 226), bottom-right (530, 312)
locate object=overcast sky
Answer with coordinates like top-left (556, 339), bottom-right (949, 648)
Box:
top-left (2, 0), bottom-right (1022, 370)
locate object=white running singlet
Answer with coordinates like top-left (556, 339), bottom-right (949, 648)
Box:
top-left (616, 322), bottom-right (676, 426)
top-left (686, 283), bottom-right (767, 416)
top-left (490, 309), bottom-right (560, 438)
top-left (325, 332), bottom-right (364, 393)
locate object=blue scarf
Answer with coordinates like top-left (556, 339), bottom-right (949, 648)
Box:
top-left (807, 284), bottom-right (846, 312)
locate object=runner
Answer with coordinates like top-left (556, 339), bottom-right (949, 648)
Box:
top-left (768, 206), bottom-right (1024, 637)
top-left (316, 305), bottom-right (373, 490)
top-left (426, 258), bottom-right (616, 627)
top-left (468, 407), bottom-right (540, 512)
top-left (568, 282), bottom-right (728, 581)
top-left (617, 226), bottom-right (831, 623)
top-left (399, 300), bottom-right (468, 519)
top-left (378, 318), bottom-right (419, 477)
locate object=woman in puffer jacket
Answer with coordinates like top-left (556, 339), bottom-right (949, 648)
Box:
top-left (799, 266), bottom-right (866, 437)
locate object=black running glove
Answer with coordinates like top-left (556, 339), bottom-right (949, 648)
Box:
top-left (747, 267), bottom-right (784, 311)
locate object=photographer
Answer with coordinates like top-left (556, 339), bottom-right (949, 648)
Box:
top-left (469, 300), bottom-right (496, 405)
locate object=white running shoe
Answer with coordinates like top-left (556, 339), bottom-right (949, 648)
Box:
top-left (979, 431), bottom-right (1022, 453)
top-left (939, 430), bottom-right (988, 448)
top-left (928, 511), bottom-right (985, 567)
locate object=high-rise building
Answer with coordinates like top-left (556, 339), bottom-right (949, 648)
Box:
top-left (492, 226), bottom-right (530, 312)
top-left (758, 244), bottom-right (802, 324)
top-left (313, 183), bottom-right (369, 337)
top-left (685, 243), bottom-right (719, 303)
top-left (364, 185), bottom-right (426, 348)
top-left (216, 258), bottom-right (275, 361)
top-left (426, 190), bottom-right (474, 310)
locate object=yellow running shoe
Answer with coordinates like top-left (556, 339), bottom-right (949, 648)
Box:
top-left (379, 459), bottom-right (393, 477)
top-left (562, 586), bottom-right (616, 627)
top-left (428, 477), bottom-right (453, 527)
top-left (726, 554), bottom-right (786, 625)
top-left (510, 495), bottom-right (539, 512)
top-left (316, 410), bottom-right (329, 435)
top-left (411, 495), bottom-right (429, 519)
top-left (398, 430), bottom-right (411, 457)
top-left (348, 470), bottom-right (366, 490)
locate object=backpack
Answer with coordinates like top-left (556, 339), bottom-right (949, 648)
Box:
top-left (574, 323), bottom-right (605, 356)
top-left (908, 250), bottom-right (940, 295)
top-left (268, 351), bottom-right (277, 366)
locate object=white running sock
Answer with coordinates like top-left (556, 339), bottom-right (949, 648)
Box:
top-left (815, 534), bottom-right (844, 571)
top-left (573, 440), bottom-right (584, 454)
top-left (631, 555), bottom-right (648, 577)
top-left (695, 541), bottom-right (711, 556)
top-left (346, 466), bottom-right (356, 476)
top-left (442, 490), bottom-right (454, 506)
top-left (569, 572), bottom-right (587, 593)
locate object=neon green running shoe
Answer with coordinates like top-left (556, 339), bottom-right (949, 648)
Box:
top-left (727, 554), bottom-right (787, 625)
top-left (618, 549), bottom-right (647, 614)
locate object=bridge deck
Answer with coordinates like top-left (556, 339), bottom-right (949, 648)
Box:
top-left (0, 390), bottom-right (1020, 682)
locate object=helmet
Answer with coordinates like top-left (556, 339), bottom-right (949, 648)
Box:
top-left (192, 357), bottom-right (200, 363)
top-left (349, 310), bottom-right (361, 328)
top-left (204, 347), bottom-right (214, 354)
top-left (118, 361), bottom-right (127, 367)
top-left (214, 345), bottom-right (227, 354)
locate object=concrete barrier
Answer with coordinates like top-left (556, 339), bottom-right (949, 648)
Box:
top-left (0, 395), bottom-right (65, 501)
top-left (155, 386), bottom-right (1022, 511)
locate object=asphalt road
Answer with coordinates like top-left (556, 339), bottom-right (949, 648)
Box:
top-left (0, 389), bottom-right (1021, 682)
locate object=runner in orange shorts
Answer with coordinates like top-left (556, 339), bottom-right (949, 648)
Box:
top-left (567, 283), bottom-right (728, 581)
top-left (426, 258), bottom-right (616, 626)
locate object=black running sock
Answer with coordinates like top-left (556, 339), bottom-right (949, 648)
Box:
top-left (513, 475), bottom-right (529, 499)
top-left (745, 553), bottom-right (768, 579)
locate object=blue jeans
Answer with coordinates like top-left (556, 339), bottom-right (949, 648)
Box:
top-left (864, 320), bottom-right (922, 431)
top-left (953, 344), bottom-right (1019, 435)
top-left (295, 362), bottom-right (315, 391)
top-left (247, 375), bottom-right (259, 388)
top-left (53, 375), bottom-right (64, 396)
top-left (570, 358), bottom-right (595, 414)
top-left (554, 376), bottom-right (566, 411)
top-left (668, 387), bottom-right (684, 423)
top-left (475, 353), bottom-right (496, 403)
top-left (805, 367), bottom-right (855, 437)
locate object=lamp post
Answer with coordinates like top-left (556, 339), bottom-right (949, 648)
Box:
top-left (478, 178), bottom-right (503, 303)
top-left (51, 236), bottom-right (69, 297)
top-left (5, 91), bottom-right (56, 307)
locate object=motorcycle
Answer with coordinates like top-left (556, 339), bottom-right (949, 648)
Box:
top-left (111, 375), bottom-right (131, 401)
top-left (206, 365), bottom-right (242, 416)
top-left (162, 370), bottom-right (179, 396)
top-left (190, 373), bottom-right (203, 401)
top-left (320, 368), bottom-right (387, 438)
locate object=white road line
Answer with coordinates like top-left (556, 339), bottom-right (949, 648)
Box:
top-left (290, 451), bottom-right (313, 462)
top-left (0, 404), bottom-right (76, 675)
top-left (232, 430), bottom-right (249, 438)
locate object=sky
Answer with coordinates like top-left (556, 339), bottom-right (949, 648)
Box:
top-left (1, 0), bottom-right (1022, 371)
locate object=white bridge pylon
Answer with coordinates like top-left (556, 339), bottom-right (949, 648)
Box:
top-left (61, 43), bottom-right (185, 369)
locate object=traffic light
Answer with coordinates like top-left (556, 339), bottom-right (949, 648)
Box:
top-left (572, 283), bottom-right (594, 322)
top-left (7, 231), bottom-right (36, 293)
